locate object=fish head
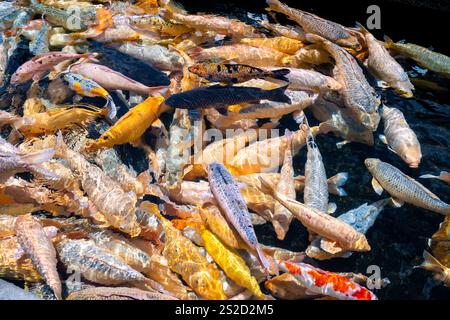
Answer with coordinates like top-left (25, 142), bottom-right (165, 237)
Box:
top-left (364, 158), bottom-right (380, 172)
top-left (187, 64), bottom-right (205, 76)
top-left (401, 151), bottom-right (421, 169)
top-left (10, 70), bottom-right (29, 85)
top-left (325, 78), bottom-right (342, 91)
top-left (337, 37), bottom-right (362, 51)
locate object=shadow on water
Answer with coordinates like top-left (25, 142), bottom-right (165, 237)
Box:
top-left (176, 0), bottom-right (450, 299)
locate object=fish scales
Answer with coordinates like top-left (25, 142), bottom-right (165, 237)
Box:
top-left (57, 239), bottom-right (147, 285)
top-left (365, 159), bottom-right (450, 215)
top-left (381, 106), bottom-right (421, 168)
top-left (14, 215), bottom-right (61, 299)
top-left (304, 134), bottom-right (329, 213)
top-left (208, 163), bottom-right (271, 272)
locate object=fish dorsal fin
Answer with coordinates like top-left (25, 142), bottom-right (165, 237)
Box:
top-left (371, 178), bottom-right (384, 195)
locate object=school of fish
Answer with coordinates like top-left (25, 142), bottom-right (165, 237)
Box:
top-left (0, 0), bottom-right (448, 300)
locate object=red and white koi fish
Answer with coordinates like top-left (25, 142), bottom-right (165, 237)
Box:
top-left (277, 260), bottom-right (378, 300)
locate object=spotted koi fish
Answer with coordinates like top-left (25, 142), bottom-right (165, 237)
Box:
top-left (277, 260), bottom-right (377, 300)
top-left (63, 72), bottom-right (117, 119)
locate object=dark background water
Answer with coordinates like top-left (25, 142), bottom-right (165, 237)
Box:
top-left (176, 0), bottom-right (450, 299)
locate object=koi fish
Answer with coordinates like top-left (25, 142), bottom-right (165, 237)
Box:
top-left (188, 63), bottom-right (290, 84)
top-left (14, 214), bottom-right (61, 299)
top-left (67, 286), bottom-right (176, 300)
top-left (365, 158), bottom-right (450, 215)
top-left (307, 33), bottom-right (381, 131)
top-left (208, 163), bottom-right (273, 275)
top-left (385, 37), bottom-right (450, 78)
top-left (62, 72), bottom-right (117, 119)
top-left (160, 2), bottom-right (257, 38)
top-left (379, 105), bottom-right (421, 168)
top-left (201, 228), bottom-right (265, 299)
top-left (165, 84), bottom-right (291, 110)
top-left (357, 24), bottom-right (414, 97)
top-left (11, 52), bottom-right (94, 85)
top-left (189, 44), bottom-right (290, 68)
top-left (272, 130), bottom-right (295, 240)
top-left (85, 96), bottom-right (165, 152)
top-left (277, 260), bottom-right (377, 300)
top-left (304, 128), bottom-right (334, 215)
top-left (70, 63), bottom-right (167, 95)
top-left (259, 177), bottom-right (370, 252)
top-left (266, 0), bottom-right (360, 49)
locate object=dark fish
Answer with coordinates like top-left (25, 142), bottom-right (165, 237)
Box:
top-left (188, 63), bottom-right (290, 84)
top-left (165, 84), bottom-right (291, 109)
top-left (86, 40), bottom-right (170, 87)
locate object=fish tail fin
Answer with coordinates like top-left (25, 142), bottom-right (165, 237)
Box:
top-left (105, 97), bottom-right (117, 120)
top-left (255, 245), bottom-right (277, 276)
top-left (268, 84), bottom-right (291, 104)
top-left (20, 148), bottom-right (55, 166)
top-left (384, 36), bottom-right (394, 49)
top-left (269, 68), bottom-right (290, 82)
top-left (418, 251), bottom-right (446, 274)
top-left (327, 172), bottom-right (348, 196)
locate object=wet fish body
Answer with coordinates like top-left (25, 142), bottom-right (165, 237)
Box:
top-left (304, 133), bottom-right (329, 214)
top-left (208, 163), bottom-right (271, 273)
top-left (189, 63), bottom-right (290, 84)
top-left (87, 40), bottom-right (170, 87)
top-left (365, 158), bottom-right (450, 215)
top-left (380, 105), bottom-right (421, 168)
top-left (266, 0), bottom-right (360, 49)
top-left (277, 260), bottom-right (377, 300)
top-left (165, 85), bottom-right (291, 109)
top-left (358, 26), bottom-right (414, 97)
top-left (385, 37), bottom-right (450, 78)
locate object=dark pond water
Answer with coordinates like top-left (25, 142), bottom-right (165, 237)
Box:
top-left (176, 0), bottom-right (450, 300)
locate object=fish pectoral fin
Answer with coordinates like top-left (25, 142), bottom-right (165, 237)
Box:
top-left (371, 178), bottom-right (384, 195)
top-left (386, 146), bottom-right (398, 155)
top-left (327, 202), bottom-right (337, 214)
top-left (390, 197), bottom-right (404, 208)
top-left (378, 134), bottom-right (388, 145)
top-left (320, 239), bottom-right (344, 254)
